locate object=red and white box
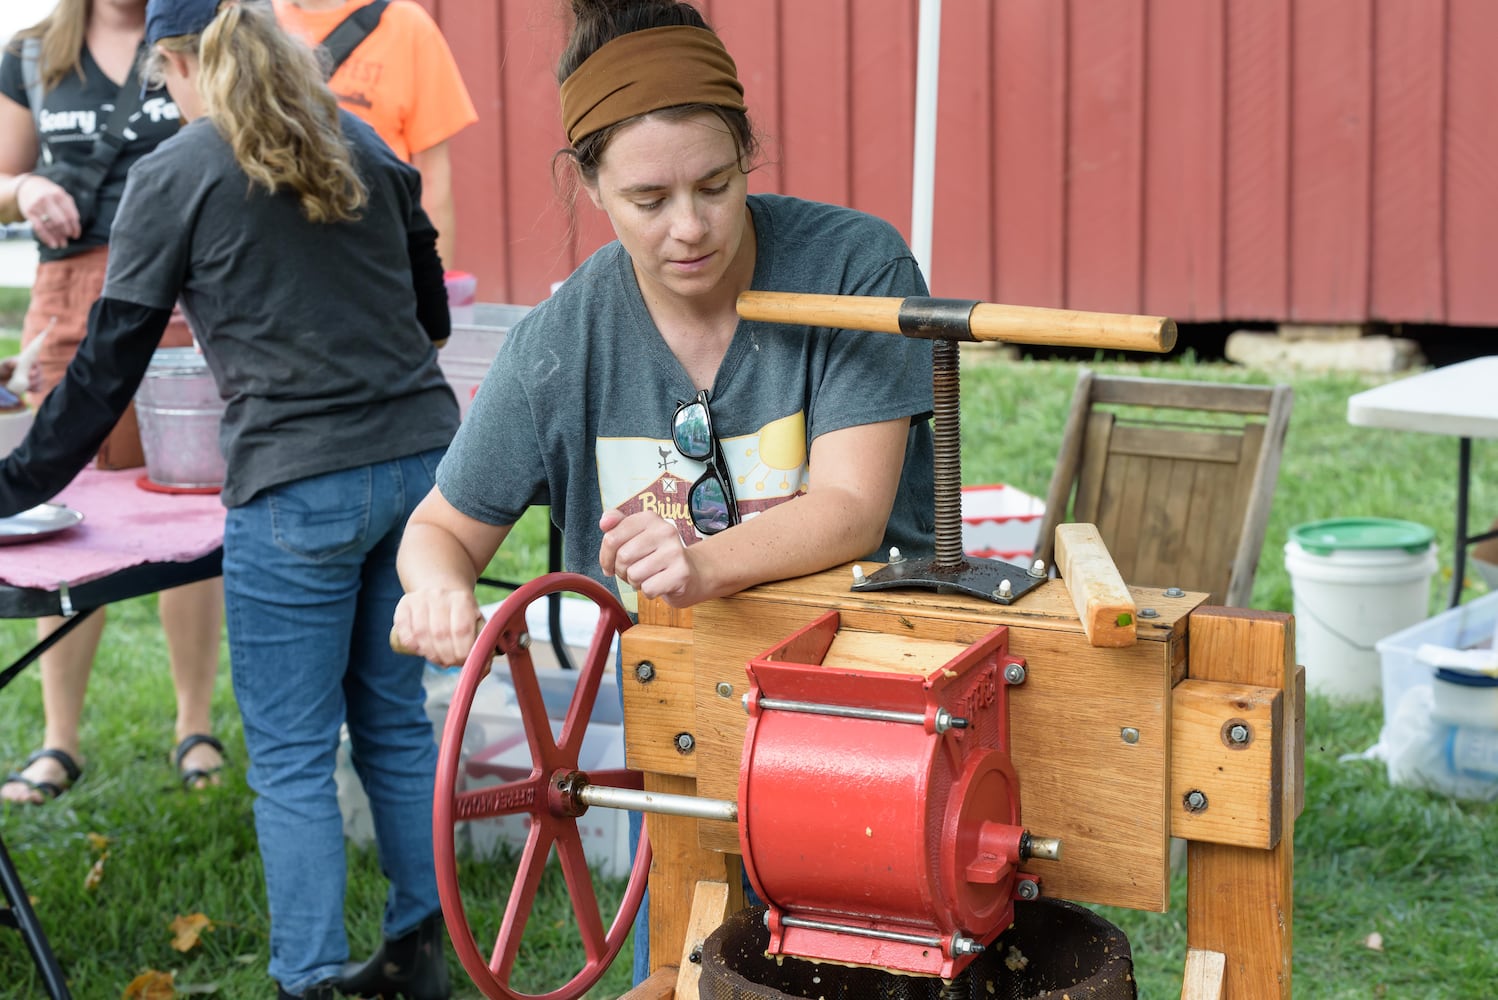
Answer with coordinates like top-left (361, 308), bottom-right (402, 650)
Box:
top-left (960, 483), bottom-right (1047, 561)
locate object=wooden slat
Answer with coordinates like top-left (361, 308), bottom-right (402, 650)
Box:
top-left (1177, 461), bottom-right (1228, 602)
top-left (434, 0), bottom-right (506, 297)
top-left (1223, 0), bottom-right (1293, 319)
top-left (1055, 523), bottom-right (1137, 647)
top-left (1143, 0), bottom-right (1225, 320)
top-left (778, 0), bottom-right (852, 205)
top-left (1185, 607), bottom-right (1296, 999)
top-left (688, 568), bottom-right (1203, 912)
top-left (1169, 679), bottom-right (1283, 849)
top-left (1104, 451), bottom-right (1151, 579)
top-left (929, 0), bottom-right (994, 293)
top-left (621, 626), bottom-right (698, 777)
top-left (1181, 948), bottom-right (1227, 1000)
top-left (1088, 376), bottom-right (1277, 415)
top-left (1288, 0), bottom-right (1374, 322)
top-left (1036, 368), bottom-right (1097, 568)
top-left (1134, 457), bottom-right (1198, 591)
top-left (1072, 410), bottom-right (1116, 527)
top-left (1369, 0), bottom-right (1447, 322)
top-left (708, 1), bottom-right (785, 196)
top-left (674, 880), bottom-right (731, 1000)
top-left (993, 0), bottom-right (1068, 307)
top-left (1066, 0), bottom-right (1147, 313)
top-left (1444, 0), bottom-right (1498, 325)
top-left (1227, 385), bottom-right (1293, 607)
top-left (492, 5), bottom-right (574, 301)
top-left (820, 630), bottom-right (970, 674)
top-left (851, 0), bottom-right (919, 254)
top-left (1107, 424), bottom-right (1243, 463)
top-left (618, 966), bottom-right (676, 1000)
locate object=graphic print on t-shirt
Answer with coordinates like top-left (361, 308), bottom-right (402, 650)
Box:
top-left (596, 409), bottom-right (810, 609)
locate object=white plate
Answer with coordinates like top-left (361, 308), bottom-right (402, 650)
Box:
top-left (0, 503), bottom-right (85, 545)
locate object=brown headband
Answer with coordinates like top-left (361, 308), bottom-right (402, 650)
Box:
top-left (560, 25), bottom-right (746, 145)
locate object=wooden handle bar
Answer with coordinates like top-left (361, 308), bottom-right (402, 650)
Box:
top-left (736, 291), bottom-right (1176, 354)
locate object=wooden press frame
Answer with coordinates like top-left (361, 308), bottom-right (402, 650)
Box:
top-left (614, 567), bottom-right (1302, 1000)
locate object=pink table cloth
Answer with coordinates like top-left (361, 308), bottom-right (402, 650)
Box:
top-left (0, 467), bottom-right (224, 592)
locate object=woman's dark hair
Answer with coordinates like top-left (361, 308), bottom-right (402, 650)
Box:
top-left (552, 1), bottom-right (761, 206)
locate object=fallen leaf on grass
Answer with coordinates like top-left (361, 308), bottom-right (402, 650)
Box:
top-left (170, 912), bottom-right (215, 952)
top-left (1364, 931), bottom-right (1384, 951)
top-left (86, 832), bottom-right (111, 852)
top-left (83, 852), bottom-right (108, 892)
top-left (123, 969), bottom-right (175, 999)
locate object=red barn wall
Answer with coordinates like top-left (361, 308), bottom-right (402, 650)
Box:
top-left (418, 0), bottom-right (1498, 328)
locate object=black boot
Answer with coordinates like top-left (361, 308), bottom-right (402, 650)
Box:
top-left (276, 982), bottom-right (339, 1000)
top-left (339, 910), bottom-right (451, 1000)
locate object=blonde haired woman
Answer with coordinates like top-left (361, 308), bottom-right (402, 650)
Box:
top-left (0, 0), bottom-right (459, 995)
top-left (0, 0), bottom-right (226, 805)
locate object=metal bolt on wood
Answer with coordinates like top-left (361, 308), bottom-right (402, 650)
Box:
top-left (716, 681), bottom-right (734, 698)
top-left (634, 661), bottom-right (655, 683)
top-left (1164, 587), bottom-right (1186, 598)
top-left (1184, 790), bottom-right (1208, 812)
top-left (1228, 723), bottom-right (1250, 745)
top-left (674, 732), bottom-right (696, 754)
top-left (1121, 727), bottom-right (1140, 744)
top-left (1139, 607), bottom-right (1159, 619)
top-left (1004, 663), bottom-right (1027, 685)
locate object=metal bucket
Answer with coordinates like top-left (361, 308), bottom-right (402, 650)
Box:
top-left (135, 346), bottom-right (227, 489)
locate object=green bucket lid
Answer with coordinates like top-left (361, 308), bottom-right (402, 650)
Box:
top-left (1289, 518), bottom-right (1435, 556)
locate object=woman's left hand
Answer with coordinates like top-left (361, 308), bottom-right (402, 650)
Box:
top-left (598, 508), bottom-right (703, 607)
top-left (15, 174), bottom-right (82, 250)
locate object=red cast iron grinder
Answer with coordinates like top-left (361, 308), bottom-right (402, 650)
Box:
top-left (737, 610), bottom-right (1059, 981)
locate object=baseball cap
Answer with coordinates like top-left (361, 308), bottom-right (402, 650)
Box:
top-left (146, 0), bottom-right (223, 46)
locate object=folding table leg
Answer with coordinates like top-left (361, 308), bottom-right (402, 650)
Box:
top-left (0, 835), bottom-right (73, 999)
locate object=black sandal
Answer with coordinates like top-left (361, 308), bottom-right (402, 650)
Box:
top-left (172, 733), bottom-right (226, 790)
top-left (4, 747), bottom-right (84, 802)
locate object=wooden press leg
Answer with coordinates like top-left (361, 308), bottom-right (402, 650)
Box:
top-left (644, 773), bottom-right (745, 977)
top-left (1183, 609), bottom-right (1300, 999)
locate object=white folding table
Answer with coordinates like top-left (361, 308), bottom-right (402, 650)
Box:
top-left (1347, 356), bottom-right (1498, 608)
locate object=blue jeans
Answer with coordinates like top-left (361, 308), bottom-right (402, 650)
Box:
top-left (223, 450), bottom-right (445, 993)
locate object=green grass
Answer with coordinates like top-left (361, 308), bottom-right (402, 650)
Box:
top-left (0, 288), bottom-right (28, 332)
top-left (4, 352), bottom-right (1497, 997)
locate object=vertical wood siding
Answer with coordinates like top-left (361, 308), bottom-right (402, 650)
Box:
top-left (422, 0), bottom-right (1497, 327)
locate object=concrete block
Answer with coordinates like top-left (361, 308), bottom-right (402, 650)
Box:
top-left (1225, 331), bottom-right (1424, 373)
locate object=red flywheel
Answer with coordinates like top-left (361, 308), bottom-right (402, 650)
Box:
top-left (433, 572), bottom-right (650, 1000)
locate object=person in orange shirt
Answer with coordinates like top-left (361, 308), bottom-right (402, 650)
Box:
top-left (273, 0), bottom-right (476, 267)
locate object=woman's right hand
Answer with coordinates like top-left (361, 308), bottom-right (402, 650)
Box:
top-left (0, 356), bottom-right (40, 396)
top-left (15, 173), bottom-right (82, 250)
top-left (391, 588), bottom-right (485, 668)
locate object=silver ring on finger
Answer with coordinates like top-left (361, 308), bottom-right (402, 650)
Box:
top-left (38, 213), bottom-right (50, 223)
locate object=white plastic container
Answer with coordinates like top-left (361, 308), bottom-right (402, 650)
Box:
top-left (960, 483), bottom-right (1046, 561)
top-left (437, 303), bottom-right (530, 420)
top-left (1377, 590), bottom-right (1498, 734)
top-left (1284, 518), bottom-right (1437, 700)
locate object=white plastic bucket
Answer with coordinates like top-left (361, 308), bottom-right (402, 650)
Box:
top-left (1285, 518), bottom-right (1437, 700)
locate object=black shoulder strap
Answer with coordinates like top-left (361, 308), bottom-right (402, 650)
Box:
top-left (70, 56), bottom-right (147, 194)
top-left (320, 0), bottom-right (391, 77)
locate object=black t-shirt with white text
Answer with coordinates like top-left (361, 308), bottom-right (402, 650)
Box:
top-left (0, 37), bottom-right (180, 261)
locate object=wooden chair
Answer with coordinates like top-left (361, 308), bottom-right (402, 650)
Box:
top-left (1035, 369), bottom-right (1293, 607)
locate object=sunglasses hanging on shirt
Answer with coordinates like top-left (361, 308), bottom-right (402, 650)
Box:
top-left (671, 389), bottom-right (740, 535)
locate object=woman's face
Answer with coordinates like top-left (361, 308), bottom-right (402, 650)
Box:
top-left (151, 46), bottom-right (203, 122)
top-left (584, 111), bottom-right (751, 306)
